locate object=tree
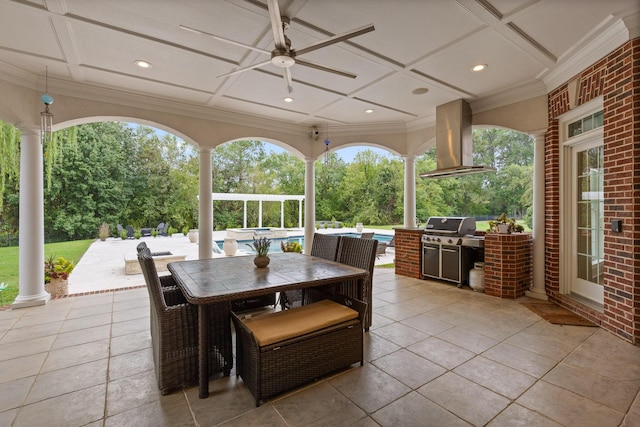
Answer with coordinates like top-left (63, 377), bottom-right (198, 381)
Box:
top-left (0, 121), bottom-right (20, 212)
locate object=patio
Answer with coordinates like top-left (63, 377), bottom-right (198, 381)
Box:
top-left (1, 266), bottom-right (639, 426)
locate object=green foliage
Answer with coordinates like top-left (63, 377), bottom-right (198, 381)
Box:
top-left (0, 239), bottom-right (92, 306)
top-left (281, 240), bottom-right (302, 253)
top-left (0, 121), bottom-right (533, 240)
top-left (0, 121), bottom-right (20, 212)
top-left (182, 226), bottom-right (188, 236)
top-left (44, 254), bottom-right (74, 283)
top-left (246, 236), bottom-right (271, 256)
top-left (98, 222), bottom-right (109, 241)
top-left (151, 228), bottom-right (158, 237)
top-left (120, 229), bottom-right (127, 240)
top-left (167, 226), bottom-right (177, 236)
top-left (133, 230), bottom-right (142, 239)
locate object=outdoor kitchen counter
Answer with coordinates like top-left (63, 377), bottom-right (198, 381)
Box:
top-left (393, 227), bottom-right (425, 279)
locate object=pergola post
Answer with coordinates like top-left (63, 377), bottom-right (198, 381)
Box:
top-left (280, 201), bottom-right (285, 228)
top-left (243, 200), bottom-right (247, 228)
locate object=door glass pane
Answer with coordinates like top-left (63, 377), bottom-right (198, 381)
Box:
top-left (575, 145), bottom-right (604, 287)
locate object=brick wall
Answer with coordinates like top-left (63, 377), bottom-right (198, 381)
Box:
top-left (545, 38), bottom-right (640, 344)
top-left (484, 233), bottom-right (532, 299)
top-left (394, 229), bottom-right (423, 279)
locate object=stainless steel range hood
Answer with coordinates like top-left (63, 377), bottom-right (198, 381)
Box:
top-left (419, 99), bottom-right (495, 178)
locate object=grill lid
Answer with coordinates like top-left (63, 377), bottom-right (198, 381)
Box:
top-left (424, 217), bottom-right (476, 236)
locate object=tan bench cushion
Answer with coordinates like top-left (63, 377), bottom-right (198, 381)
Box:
top-left (242, 299), bottom-right (358, 347)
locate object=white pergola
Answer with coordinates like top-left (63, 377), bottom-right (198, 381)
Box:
top-left (212, 193), bottom-right (305, 229)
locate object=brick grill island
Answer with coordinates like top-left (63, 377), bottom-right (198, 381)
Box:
top-left (484, 233), bottom-right (533, 299)
top-left (393, 228), bottom-right (424, 279)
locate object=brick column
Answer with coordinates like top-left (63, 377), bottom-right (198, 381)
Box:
top-left (485, 233), bottom-right (533, 299)
top-left (394, 228), bottom-right (423, 279)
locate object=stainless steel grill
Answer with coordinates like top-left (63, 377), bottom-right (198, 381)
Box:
top-left (421, 217), bottom-right (483, 286)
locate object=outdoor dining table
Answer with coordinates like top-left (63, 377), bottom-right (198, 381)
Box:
top-left (167, 252), bottom-right (368, 398)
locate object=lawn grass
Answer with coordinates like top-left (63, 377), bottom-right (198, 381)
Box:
top-left (0, 239), bottom-right (94, 306)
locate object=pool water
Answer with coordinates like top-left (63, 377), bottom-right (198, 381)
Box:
top-left (216, 233), bottom-right (392, 254)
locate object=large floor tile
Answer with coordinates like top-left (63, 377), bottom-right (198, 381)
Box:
top-left (517, 381), bottom-right (625, 427)
top-left (329, 364), bottom-right (411, 413)
top-left (436, 325), bottom-right (499, 354)
top-left (372, 348), bottom-right (446, 389)
top-left (370, 322), bottom-right (430, 348)
top-left (482, 342), bottom-right (557, 378)
top-left (453, 356), bottom-right (536, 399)
top-left (418, 372), bottom-right (510, 426)
top-left (372, 391), bottom-right (470, 427)
top-left (487, 403), bottom-right (563, 427)
top-left (407, 336), bottom-right (475, 370)
top-left (104, 393), bottom-right (194, 427)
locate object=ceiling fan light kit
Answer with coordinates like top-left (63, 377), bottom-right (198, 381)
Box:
top-left (181, 0), bottom-right (374, 93)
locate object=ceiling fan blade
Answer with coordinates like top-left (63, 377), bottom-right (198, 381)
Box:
top-left (295, 24), bottom-right (375, 56)
top-left (296, 58), bottom-right (357, 79)
top-left (217, 60), bottom-right (271, 78)
top-left (283, 68), bottom-right (293, 93)
top-left (180, 24), bottom-right (271, 55)
top-left (267, 0), bottom-right (287, 50)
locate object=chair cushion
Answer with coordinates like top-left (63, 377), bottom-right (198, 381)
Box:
top-left (242, 299), bottom-right (358, 347)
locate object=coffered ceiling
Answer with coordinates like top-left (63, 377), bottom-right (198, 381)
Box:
top-left (0, 0), bottom-right (637, 130)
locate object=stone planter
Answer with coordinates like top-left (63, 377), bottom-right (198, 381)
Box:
top-left (45, 278), bottom-right (68, 297)
top-left (188, 229), bottom-right (199, 243)
top-left (356, 223), bottom-right (363, 232)
top-left (254, 255), bottom-right (270, 268)
top-left (497, 224), bottom-right (511, 234)
top-left (223, 238), bottom-right (238, 256)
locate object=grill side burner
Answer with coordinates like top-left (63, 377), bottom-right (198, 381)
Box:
top-left (421, 217), bottom-right (483, 286)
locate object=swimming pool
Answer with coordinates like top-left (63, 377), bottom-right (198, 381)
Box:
top-left (215, 233), bottom-right (392, 253)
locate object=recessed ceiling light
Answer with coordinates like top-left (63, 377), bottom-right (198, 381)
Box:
top-left (472, 64), bottom-right (487, 72)
top-left (135, 60), bottom-right (152, 69)
top-left (412, 87), bottom-right (429, 95)
top-left (283, 97), bottom-right (294, 103)
top-left (365, 109), bottom-right (374, 114)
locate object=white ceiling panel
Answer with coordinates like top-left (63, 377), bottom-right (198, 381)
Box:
top-left (0, 2), bottom-right (65, 60)
top-left (411, 28), bottom-right (542, 97)
top-left (316, 98), bottom-right (413, 124)
top-left (353, 74), bottom-right (458, 117)
top-left (295, 0), bottom-right (485, 65)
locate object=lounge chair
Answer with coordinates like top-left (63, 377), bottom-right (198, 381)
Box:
top-left (157, 222), bottom-right (168, 236)
top-left (126, 225), bottom-right (135, 239)
top-left (360, 232), bottom-right (374, 239)
top-left (376, 237), bottom-right (394, 258)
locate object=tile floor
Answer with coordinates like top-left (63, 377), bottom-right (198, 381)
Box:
top-left (1, 268), bottom-right (639, 426)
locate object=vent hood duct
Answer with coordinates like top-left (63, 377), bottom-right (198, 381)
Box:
top-left (419, 99), bottom-right (495, 178)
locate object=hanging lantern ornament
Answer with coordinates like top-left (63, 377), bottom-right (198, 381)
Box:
top-left (324, 136), bottom-right (330, 166)
top-left (40, 66), bottom-right (54, 145)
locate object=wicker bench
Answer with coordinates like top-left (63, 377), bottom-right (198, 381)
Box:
top-left (231, 294), bottom-right (366, 406)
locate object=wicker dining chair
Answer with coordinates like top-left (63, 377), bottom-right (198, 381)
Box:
top-left (137, 248), bottom-right (232, 394)
top-left (327, 236), bottom-right (377, 330)
top-left (279, 233), bottom-right (342, 310)
top-left (136, 241), bottom-right (175, 289)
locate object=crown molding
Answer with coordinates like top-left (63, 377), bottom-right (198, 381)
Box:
top-left (541, 16), bottom-right (629, 91)
top-left (470, 80), bottom-right (547, 114)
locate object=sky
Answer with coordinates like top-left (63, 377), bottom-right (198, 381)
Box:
top-left (130, 123), bottom-right (395, 163)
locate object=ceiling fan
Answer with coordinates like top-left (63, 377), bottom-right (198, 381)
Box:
top-left (180, 0), bottom-right (374, 93)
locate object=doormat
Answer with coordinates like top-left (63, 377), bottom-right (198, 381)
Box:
top-left (520, 301), bottom-right (597, 327)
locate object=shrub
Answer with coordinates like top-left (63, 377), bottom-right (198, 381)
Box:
top-left (120, 229), bottom-right (127, 240)
top-left (98, 222), bottom-right (110, 241)
top-left (167, 226), bottom-right (177, 236)
top-left (134, 230), bottom-right (142, 239)
top-left (151, 228), bottom-right (158, 238)
top-left (182, 226), bottom-right (188, 236)
top-left (44, 254), bottom-right (74, 283)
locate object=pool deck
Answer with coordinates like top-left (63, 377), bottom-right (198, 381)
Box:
top-left (68, 228), bottom-right (395, 295)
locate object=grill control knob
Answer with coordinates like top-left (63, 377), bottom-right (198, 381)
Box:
top-left (436, 237), bottom-right (441, 242)
top-left (448, 239), bottom-right (453, 244)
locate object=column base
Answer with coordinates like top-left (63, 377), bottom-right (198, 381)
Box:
top-left (12, 291), bottom-right (51, 309)
top-left (525, 289), bottom-right (548, 300)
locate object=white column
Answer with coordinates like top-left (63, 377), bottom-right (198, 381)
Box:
top-left (526, 133), bottom-right (548, 300)
top-left (243, 200), bottom-right (247, 228)
top-left (280, 201), bottom-right (284, 228)
top-left (298, 200), bottom-right (302, 228)
top-left (198, 148), bottom-right (213, 260)
top-left (403, 155), bottom-right (417, 228)
top-left (303, 158), bottom-right (315, 253)
top-left (258, 201), bottom-right (263, 228)
top-left (13, 126), bottom-right (49, 308)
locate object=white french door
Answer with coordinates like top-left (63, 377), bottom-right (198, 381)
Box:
top-left (568, 138), bottom-right (604, 304)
